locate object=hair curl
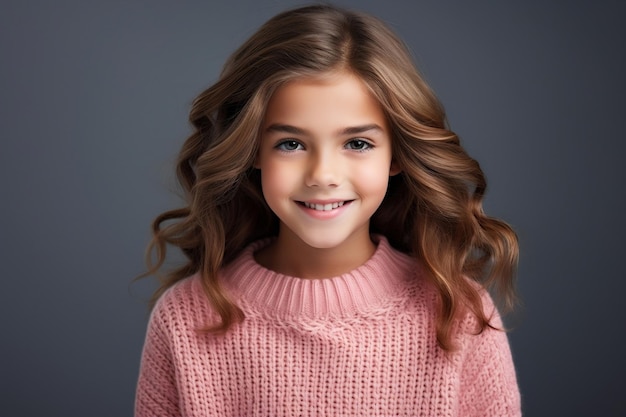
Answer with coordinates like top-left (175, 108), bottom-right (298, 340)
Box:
top-left (143, 4), bottom-right (518, 351)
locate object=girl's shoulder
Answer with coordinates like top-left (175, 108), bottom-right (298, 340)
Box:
top-left (153, 273), bottom-right (203, 308)
top-left (463, 280), bottom-right (504, 330)
top-left (149, 273), bottom-right (215, 331)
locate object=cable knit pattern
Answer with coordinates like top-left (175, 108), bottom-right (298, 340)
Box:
top-left (135, 236), bottom-right (521, 416)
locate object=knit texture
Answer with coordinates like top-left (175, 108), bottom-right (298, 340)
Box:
top-left (135, 236), bottom-right (521, 416)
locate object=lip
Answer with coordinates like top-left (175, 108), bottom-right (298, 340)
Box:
top-left (295, 199), bottom-right (353, 220)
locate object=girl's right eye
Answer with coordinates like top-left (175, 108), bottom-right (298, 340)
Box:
top-left (275, 140), bottom-right (304, 152)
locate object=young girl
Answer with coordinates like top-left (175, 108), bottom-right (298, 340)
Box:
top-left (135, 4), bottom-right (521, 416)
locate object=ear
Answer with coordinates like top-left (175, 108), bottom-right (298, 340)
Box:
top-left (389, 160), bottom-right (401, 176)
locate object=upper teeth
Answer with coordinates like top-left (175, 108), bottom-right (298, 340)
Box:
top-left (304, 201), bottom-right (345, 211)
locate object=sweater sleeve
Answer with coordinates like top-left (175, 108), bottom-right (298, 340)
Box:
top-left (134, 299), bottom-right (181, 417)
top-left (458, 295), bottom-right (521, 417)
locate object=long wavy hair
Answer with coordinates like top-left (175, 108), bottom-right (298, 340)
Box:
top-left (143, 4), bottom-right (518, 351)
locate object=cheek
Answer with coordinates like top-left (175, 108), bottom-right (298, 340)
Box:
top-left (260, 162), bottom-right (295, 202)
top-left (352, 159), bottom-right (393, 197)
top-left (361, 174), bottom-right (390, 199)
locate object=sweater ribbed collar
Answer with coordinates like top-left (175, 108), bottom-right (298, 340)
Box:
top-left (221, 235), bottom-right (417, 319)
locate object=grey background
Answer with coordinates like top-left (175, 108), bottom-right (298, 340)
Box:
top-left (1, 0), bottom-right (624, 415)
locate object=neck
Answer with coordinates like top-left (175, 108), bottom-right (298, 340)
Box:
top-left (255, 230), bottom-right (376, 279)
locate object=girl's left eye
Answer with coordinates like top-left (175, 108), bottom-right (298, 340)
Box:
top-left (345, 139), bottom-right (372, 151)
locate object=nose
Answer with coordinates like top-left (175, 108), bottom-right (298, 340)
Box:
top-left (305, 150), bottom-right (341, 188)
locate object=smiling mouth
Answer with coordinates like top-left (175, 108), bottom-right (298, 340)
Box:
top-left (298, 201), bottom-right (351, 211)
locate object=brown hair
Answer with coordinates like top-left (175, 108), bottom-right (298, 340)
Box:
top-left (143, 4), bottom-right (518, 350)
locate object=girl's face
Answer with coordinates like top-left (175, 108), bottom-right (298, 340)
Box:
top-left (255, 71), bottom-right (399, 263)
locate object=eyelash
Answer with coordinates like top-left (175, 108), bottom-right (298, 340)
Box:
top-left (345, 139), bottom-right (373, 152)
top-left (274, 139), bottom-right (374, 153)
top-left (275, 140), bottom-right (304, 152)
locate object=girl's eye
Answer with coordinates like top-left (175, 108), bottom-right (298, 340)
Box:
top-left (276, 140), bottom-right (304, 151)
top-left (345, 139), bottom-right (372, 151)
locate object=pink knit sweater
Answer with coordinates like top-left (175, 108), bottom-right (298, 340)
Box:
top-left (135, 236), bottom-right (521, 416)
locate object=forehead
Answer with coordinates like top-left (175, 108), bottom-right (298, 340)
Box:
top-left (263, 72), bottom-right (388, 131)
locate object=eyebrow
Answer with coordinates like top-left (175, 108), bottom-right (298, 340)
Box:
top-left (265, 123), bottom-right (384, 136)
